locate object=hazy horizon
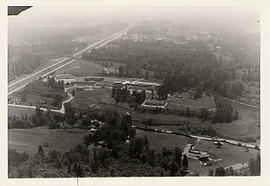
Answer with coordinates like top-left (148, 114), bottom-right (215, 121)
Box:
top-left (9, 6), bottom-right (260, 33)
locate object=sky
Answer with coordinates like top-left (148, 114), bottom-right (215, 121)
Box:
top-left (8, 6), bottom-right (260, 33)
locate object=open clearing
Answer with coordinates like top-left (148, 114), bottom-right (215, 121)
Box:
top-left (8, 128), bottom-right (84, 154)
top-left (9, 106), bottom-right (36, 116)
top-left (212, 101), bottom-right (260, 141)
top-left (55, 59), bottom-right (104, 77)
top-left (71, 88), bottom-right (115, 109)
top-left (167, 92), bottom-right (216, 110)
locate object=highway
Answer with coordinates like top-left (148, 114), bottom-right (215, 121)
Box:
top-left (8, 25), bottom-right (133, 96)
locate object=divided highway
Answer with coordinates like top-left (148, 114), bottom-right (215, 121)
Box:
top-left (8, 25), bottom-right (133, 96)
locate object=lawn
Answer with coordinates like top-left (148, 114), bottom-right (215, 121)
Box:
top-left (8, 128), bottom-right (85, 154)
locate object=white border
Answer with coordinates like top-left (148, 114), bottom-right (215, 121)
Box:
top-left (1, 0), bottom-right (269, 186)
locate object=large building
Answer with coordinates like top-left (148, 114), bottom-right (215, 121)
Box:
top-left (113, 80), bottom-right (160, 99)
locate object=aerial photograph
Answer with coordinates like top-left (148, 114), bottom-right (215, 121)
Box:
top-left (7, 5), bottom-right (260, 177)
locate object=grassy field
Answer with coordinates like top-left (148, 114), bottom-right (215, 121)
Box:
top-left (55, 59), bottom-right (104, 77)
top-left (71, 88), bottom-right (115, 109)
top-left (167, 92), bottom-right (215, 110)
top-left (9, 106), bottom-right (36, 116)
top-left (212, 102), bottom-right (260, 141)
top-left (8, 128), bottom-right (85, 154)
top-left (136, 129), bottom-right (194, 151)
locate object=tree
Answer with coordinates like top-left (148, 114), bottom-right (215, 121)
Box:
top-left (215, 167), bottom-right (226, 176)
top-left (174, 147), bottom-right (182, 166)
top-left (52, 94), bottom-right (63, 107)
top-left (170, 161), bottom-right (179, 176)
top-left (38, 145), bottom-right (45, 157)
top-left (67, 164), bottom-right (71, 174)
top-left (208, 169), bottom-right (214, 176)
top-left (119, 65), bottom-right (124, 76)
top-left (233, 110), bottom-right (239, 120)
top-left (182, 154), bottom-right (189, 170)
top-left (64, 103), bottom-right (75, 125)
top-left (28, 165), bottom-right (33, 178)
top-left (249, 153), bottom-right (260, 176)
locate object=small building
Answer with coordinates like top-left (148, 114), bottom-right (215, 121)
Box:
top-left (103, 68), bottom-right (119, 75)
top-left (85, 76), bottom-right (104, 82)
top-left (140, 100), bottom-right (167, 111)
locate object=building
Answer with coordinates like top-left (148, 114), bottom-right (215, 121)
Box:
top-left (85, 76), bottom-right (104, 82)
top-left (113, 80), bottom-right (161, 99)
top-left (182, 144), bottom-right (210, 160)
top-left (103, 68), bottom-right (119, 75)
top-left (140, 100), bottom-right (167, 111)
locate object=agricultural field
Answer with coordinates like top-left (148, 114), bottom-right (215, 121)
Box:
top-left (8, 128), bottom-right (85, 154)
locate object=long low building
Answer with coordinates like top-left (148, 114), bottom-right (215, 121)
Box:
top-left (140, 100), bottom-right (167, 111)
top-left (113, 80), bottom-right (160, 90)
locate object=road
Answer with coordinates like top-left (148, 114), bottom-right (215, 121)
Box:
top-left (8, 25), bottom-right (133, 96)
top-left (223, 97), bottom-right (260, 110)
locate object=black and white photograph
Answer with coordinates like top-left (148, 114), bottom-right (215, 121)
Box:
top-left (2, 0), bottom-right (267, 183)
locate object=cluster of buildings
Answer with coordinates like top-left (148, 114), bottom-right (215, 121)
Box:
top-left (53, 74), bottom-right (106, 89)
top-left (113, 80), bottom-right (160, 100)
